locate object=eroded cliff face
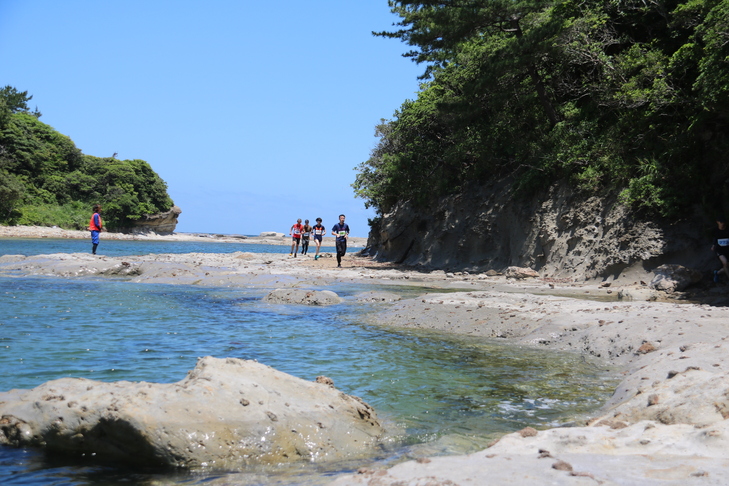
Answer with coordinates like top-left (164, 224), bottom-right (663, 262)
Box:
top-left (365, 180), bottom-right (714, 280)
top-left (128, 205), bottom-right (182, 234)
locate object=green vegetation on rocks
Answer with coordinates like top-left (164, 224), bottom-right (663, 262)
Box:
top-left (0, 86), bottom-right (173, 230)
top-left (354, 0), bottom-right (729, 219)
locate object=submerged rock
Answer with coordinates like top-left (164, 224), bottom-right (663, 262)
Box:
top-left (355, 291), bottom-right (402, 303)
top-left (0, 357), bottom-right (383, 468)
top-left (263, 288), bottom-right (342, 305)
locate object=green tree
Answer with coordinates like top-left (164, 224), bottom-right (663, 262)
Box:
top-left (357, 0), bottom-right (729, 219)
top-left (0, 87), bottom-right (174, 228)
top-left (0, 86), bottom-right (41, 128)
top-left (0, 170), bottom-right (25, 220)
top-left (377, 0), bottom-right (560, 125)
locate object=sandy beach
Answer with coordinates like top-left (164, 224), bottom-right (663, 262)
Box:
top-left (2, 226), bottom-right (729, 484)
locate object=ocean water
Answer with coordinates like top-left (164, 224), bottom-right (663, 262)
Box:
top-left (0, 239), bottom-right (618, 485)
top-left (0, 236), bottom-right (338, 257)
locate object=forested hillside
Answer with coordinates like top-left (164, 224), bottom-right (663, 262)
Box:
top-left (355, 0), bottom-right (729, 221)
top-left (0, 87), bottom-right (173, 230)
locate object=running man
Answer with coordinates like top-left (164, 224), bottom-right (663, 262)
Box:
top-left (312, 217), bottom-right (325, 260)
top-left (89, 204), bottom-right (103, 255)
top-left (712, 216), bottom-right (729, 282)
top-left (331, 214), bottom-right (350, 268)
top-left (290, 218), bottom-right (303, 257)
top-left (301, 219), bottom-right (313, 255)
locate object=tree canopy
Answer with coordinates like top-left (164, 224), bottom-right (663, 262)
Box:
top-left (355, 0), bottom-right (729, 218)
top-left (0, 87), bottom-right (173, 229)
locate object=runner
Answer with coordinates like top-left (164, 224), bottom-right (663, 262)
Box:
top-left (301, 219), bottom-right (313, 255)
top-left (312, 218), bottom-right (325, 260)
top-left (290, 218), bottom-right (303, 257)
top-left (712, 216), bottom-right (729, 283)
top-left (331, 214), bottom-right (350, 268)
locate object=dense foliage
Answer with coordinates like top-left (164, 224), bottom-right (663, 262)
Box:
top-left (0, 87), bottom-right (173, 229)
top-left (354, 0), bottom-right (729, 218)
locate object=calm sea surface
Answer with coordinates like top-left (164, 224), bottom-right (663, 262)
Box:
top-left (0, 238), bottom-right (618, 485)
top-left (0, 236), bottom-right (338, 257)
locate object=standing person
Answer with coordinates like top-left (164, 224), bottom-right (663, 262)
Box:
top-left (301, 219), bottom-right (313, 255)
top-left (331, 214), bottom-right (350, 268)
top-left (712, 216), bottom-right (729, 282)
top-left (312, 217), bottom-right (325, 260)
top-left (290, 218), bottom-right (303, 257)
top-left (89, 204), bottom-right (103, 255)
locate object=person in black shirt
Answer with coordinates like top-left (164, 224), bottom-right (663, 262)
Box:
top-left (711, 216), bottom-right (729, 283)
top-left (331, 214), bottom-right (350, 268)
top-left (312, 218), bottom-right (325, 260)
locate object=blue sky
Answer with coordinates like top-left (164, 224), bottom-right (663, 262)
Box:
top-left (0, 1), bottom-right (422, 236)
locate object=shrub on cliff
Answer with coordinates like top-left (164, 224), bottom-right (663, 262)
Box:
top-left (0, 87), bottom-right (173, 229)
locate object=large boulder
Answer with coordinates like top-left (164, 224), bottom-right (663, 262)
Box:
top-left (505, 266), bottom-right (540, 279)
top-left (0, 357), bottom-right (383, 468)
top-left (649, 263), bottom-right (702, 292)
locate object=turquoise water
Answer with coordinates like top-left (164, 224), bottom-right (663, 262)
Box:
top-left (0, 239), bottom-right (617, 485)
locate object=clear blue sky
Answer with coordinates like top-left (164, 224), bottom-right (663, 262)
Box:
top-left (0, 1), bottom-right (422, 237)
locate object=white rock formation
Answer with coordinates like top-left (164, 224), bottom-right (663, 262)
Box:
top-left (0, 357), bottom-right (383, 468)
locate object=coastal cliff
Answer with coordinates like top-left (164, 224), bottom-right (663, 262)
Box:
top-left (355, 1), bottom-right (728, 282)
top-left (364, 179), bottom-right (716, 281)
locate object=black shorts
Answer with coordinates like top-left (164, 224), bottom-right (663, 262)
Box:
top-left (336, 239), bottom-right (347, 256)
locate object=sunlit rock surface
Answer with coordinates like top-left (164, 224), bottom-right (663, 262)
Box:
top-left (0, 356), bottom-right (383, 468)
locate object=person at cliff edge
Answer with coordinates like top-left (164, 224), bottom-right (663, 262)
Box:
top-left (331, 214), bottom-right (350, 268)
top-left (712, 216), bottom-right (729, 282)
top-left (89, 204), bottom-right (103, 255)
top-left (290, 218), bottom-right (303, 257)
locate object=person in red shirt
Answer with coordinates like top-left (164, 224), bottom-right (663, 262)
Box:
top-left (89, 204), bottom-right (103, 255)
top-left (290, 218), bottom-right (304, 257)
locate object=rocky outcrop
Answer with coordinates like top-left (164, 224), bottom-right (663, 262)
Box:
top-left (365, 179), bottom-right (714, 280)
top-left (330, 420), bottom-right (729, 485)
top-left (129, 205), bottom-right (182, 234)
top-left (0, 356), bottom-right (383, 468)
